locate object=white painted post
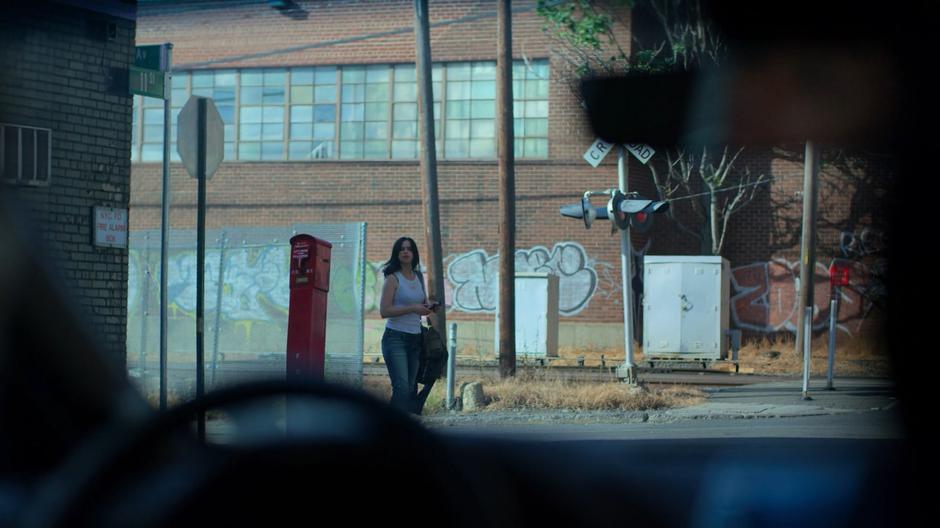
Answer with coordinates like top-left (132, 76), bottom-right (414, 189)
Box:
top-left (827, 293), bottom-right (838, 391)
top-left (446, 322), bottom-right (457, 410)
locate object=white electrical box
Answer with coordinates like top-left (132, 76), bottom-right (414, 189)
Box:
top-left (495, 272), bottom-right (559, 358)
top-left (643, 256), bottom-right (730, 360)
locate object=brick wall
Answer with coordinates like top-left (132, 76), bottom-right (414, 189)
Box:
top-left (0, 2), bottom-right (135, 368)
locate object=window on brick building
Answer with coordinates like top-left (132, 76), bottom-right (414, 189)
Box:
top-left (513, 60), bottom-right (549, 158)
top-left (289, 66), bottom-right (338, 160)
top-left (130, 59), bottom-right (549, 163)
top-left (444, 61), bottom-right (496, 159)
top-left (139, 94), bottom-right (165, 162)
top-left (1, 123), bottom-right (52, 186)
top-left (340, 65), bottom-right (391, 159)
top-left (132, 72), bottom-right (189, 163)
top-left (192, 70), bottom-right (236, 161)
top-left (390, 64), bottom-right (442, 159)
top-left (239, 69), bottom-right (285, 161)
top-left (170, 73), bottom-right (189, 162)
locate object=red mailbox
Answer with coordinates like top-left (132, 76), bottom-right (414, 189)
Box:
top-left (286, 234), bottom-right (332, 382)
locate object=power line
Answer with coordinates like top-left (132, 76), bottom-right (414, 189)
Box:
top-left (172, 2), bottom-right (549, 71)
top-left (663, 177), bottom-right (776, 203)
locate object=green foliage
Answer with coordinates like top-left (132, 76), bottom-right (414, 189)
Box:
top-left (537, 0), bottom-right (722, 76)
top-left (537, 0), bottom-right (618, 55)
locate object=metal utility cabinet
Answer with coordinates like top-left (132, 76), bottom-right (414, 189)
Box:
top-left (495, 272), bottom-right (560, 358)
top-left (643, 256), bottom-right (730, 360)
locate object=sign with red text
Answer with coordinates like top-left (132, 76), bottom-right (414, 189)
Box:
top-left (93, 207), bottom-right (128, 249)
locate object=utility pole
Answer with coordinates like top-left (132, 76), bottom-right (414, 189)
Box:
top-left (497, 0), bottom-right (516, 378)
top-left (797, 141), bottom-right (820, 395)
top-left (413, 0), bottom-right (446, 340)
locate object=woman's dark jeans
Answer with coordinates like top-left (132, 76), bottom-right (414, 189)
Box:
top-left (381, 327), bottom-right (421, 413)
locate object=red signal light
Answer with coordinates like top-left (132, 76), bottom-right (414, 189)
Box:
top-left (829, 260), bottom-right (851, 288)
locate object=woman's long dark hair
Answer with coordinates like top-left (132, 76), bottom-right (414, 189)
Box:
top-left (382, 237), bottom-right (421, 277)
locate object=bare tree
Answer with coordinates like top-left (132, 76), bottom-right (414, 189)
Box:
top-left (538, 0), bottom-right (767, 254)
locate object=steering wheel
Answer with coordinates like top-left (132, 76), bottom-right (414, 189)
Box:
top-left (21, 379), bottom-right (497, 527)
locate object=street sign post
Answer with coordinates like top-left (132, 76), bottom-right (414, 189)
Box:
top-left (177, 95), bottom-right (224, 442)
top-left (129, 66), bottom-right (168, 99)
top-left (130, 44), bottom-right (170, 99)
top-left (134, 44), bottom-right (169, 71)
top-left (137, 42), bottom-right (175, 413)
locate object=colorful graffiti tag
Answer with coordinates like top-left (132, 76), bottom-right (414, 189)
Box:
top-left (730, 258), bottom-right (878, 335)
top-left (446, 242), bottom-right (606, 316)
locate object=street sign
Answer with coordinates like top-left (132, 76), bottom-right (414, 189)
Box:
top-left (92, 207), bottom-right (128, 248)
top-left (177, 96), bottom-right (224, 179)
top-left (625, 143), bottom-right (655, 164)
top-left (129, 66), bottom-right (168, 99)
top-left (583, 138), bottom-right (613, 167)
top-left (134, 44), bottom-right (170, 71)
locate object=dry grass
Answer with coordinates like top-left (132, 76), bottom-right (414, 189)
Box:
top-left (484, 371), bottom-right (705, 412)
top-left (361, 371), bottom-right (705, 415)
top-left (548, 331), bottom-right (892, 377)
top-left (736, 333), bottom-right (892, 377)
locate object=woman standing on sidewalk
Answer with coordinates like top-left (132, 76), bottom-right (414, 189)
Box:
top-left (379, 237), bottom-right (439, 413)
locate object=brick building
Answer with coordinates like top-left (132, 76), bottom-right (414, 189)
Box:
top-left (1, 0), bottom-right (137, 370)
top-left (130, 0), bottom-right (888, 361)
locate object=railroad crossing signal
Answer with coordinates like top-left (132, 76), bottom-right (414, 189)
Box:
top-left (560, 190), bottom-right (669, 230)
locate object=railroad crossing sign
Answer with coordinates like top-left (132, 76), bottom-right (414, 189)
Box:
top-left (625, 143), bottom-right (656, 164)
top-left (583, 138), bottom-right (614, 167)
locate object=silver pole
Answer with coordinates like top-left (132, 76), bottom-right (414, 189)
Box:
top-left (446, 322), bottom-right (457, 410)
top-left (159, 43), bottom-right (173, 411)
top-left (139, 233), bottom-right (151, 375)
top-left (827, 293), bottom-right (838, 390)
top-left (802, 306), bottom-right (813, 400)
top-left (358, 223), bottom-right (367, 387)
top-left (210, 231), bottom-right (226, 387)
top-left (617, 146), bottom-right (636, 384)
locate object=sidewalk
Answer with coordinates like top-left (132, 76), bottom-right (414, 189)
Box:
top-left (651, 377), bottom-right (897, 422)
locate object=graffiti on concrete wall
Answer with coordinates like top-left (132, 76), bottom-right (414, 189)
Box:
top-left (358, 242), bottom-right (617, 317)
top-left (447, 242), bottom-right (606, 316)
top-left (730, 258), bottom-right (878, 335)
top-left (129, 244), bottom-right (363, 325)
top-left (167, 246), bottom-right (290, 321)
top-left (840, 227), bottom-right (887, 310)
top-left (591, 238), bottom-right (651, 302)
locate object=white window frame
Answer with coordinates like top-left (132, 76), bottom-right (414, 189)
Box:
top-left (1, 123), bottom-right (52, 186)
